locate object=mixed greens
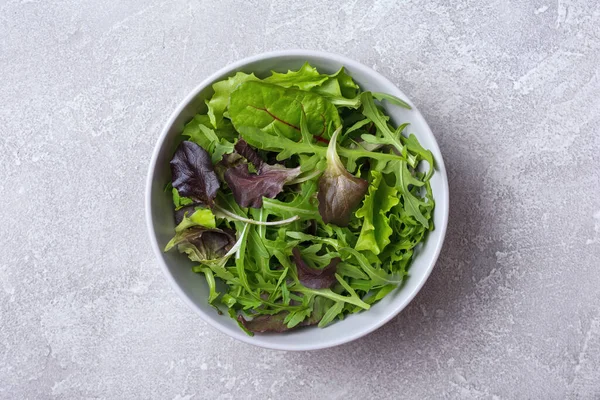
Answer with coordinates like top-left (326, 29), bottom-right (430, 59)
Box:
top-left (165, 63), bottom-right (435, 334)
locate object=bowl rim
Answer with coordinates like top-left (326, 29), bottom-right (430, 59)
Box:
top-left (145, 49), bottom-right (449, 351)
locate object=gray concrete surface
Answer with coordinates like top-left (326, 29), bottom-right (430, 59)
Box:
top-left (1, 0), bottom-right (599, 398)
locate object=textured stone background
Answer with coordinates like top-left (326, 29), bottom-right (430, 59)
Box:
top-left (1, 0), bottom-right (599, 398)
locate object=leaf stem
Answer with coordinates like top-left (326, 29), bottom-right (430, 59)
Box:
top-left (287, 168), bottom-right (324, 185)
top-left (214, 204), bottom-right (300, 226)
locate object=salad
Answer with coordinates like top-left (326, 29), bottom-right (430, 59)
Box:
top-left (165, 63), bottom-right (435, 334)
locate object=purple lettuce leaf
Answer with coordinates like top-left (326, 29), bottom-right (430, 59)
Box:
top-left (223, 139), bottom-right (301, 208)
top-left (317, 128), bottom-right (368, 226)
top-left (170, 141), bottom-right (220, 207)
top-left (237, 297), bottom-right (330, 333)
top-left (292, 247), bottom-right (341, 289)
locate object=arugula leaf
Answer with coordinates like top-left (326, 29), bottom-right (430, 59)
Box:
top-left (372, 92), bottom-right (412, 109)
top-left (355, 170), bottom-right (400, 255)
top-left (182, 115), bottom-right (218, 150)
top-left (291, 285), bottom-right (370, 310)
top-left (293, 243), bottom-right (340, 267)
top-left (238, 296), bottom-right (331, 333)
top-left (262, 181), bottom-right (321, 221)
top-left (211, 139), bottom-right (235, 164)
top-left (286, 231), bottom-right (342, 249)
top-left (198, 267), bottom-right (219, 303)
top-left (317, 300), bottom-right (344, 328)
top-left (397, 160), bottom-right (430, 228)
top-left (402, 133), bottom-right (435, 180)
top-left (182, 115), bottom-right (237, 163)
top-left (239, 124), bottom-right (406, 166)
top-left (336, 261), bottom-right (369, 280)
top-left (360, 91), bottom-right (404, 154)
top-left (238, 125), bottom-right (317, 161)
top-left (341, 248), bottom-right (404, 286)
top-left (346, 118), bottom-right (372, 136)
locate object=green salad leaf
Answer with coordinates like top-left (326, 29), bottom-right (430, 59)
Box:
top-left (355, 170), bottom-right (399, 255)
top-left (174, 208), bottom-right (216, 231)
top-left (206, 72), bottom-right (259, 128)
top-left (229, 81), bottom-right (341, 140)
top-left (163, 62), bottom-right (436, 334)
top-left (264, 62), bottom-right (329, 90)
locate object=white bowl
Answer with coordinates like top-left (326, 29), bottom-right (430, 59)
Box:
top-left (146, 50), bottom-right (449, 351)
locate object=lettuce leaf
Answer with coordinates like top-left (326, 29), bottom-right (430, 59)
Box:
top-left (222, 139), bottom-right (301, 208)
top-left (206, 72), bottom-right (259, 128)
top-left (317, 127), bottom-right (368, 226)
top-left (164, 227), bottom-right (235, 262)
top-left (265, 62), bottom-right (359, 100)
top-left (224, 163), bottom-right (300, 208)
top-left (170, 141), bottom-right (220, 207)
top-left (355, 170), bottom-right (400, 255)
top-left (264, 62), bottom-right (329, 90)
top-left (292, 247), bottom-right (340, 289)
top-left (229, 81), bottom-right (341, 140)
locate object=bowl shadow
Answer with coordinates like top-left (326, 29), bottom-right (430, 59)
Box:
top-left (296, 109), bottom-right (492, 360)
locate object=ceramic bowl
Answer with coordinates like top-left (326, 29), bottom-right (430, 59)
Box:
top-left (146, 50), bottom-right (449, 351)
